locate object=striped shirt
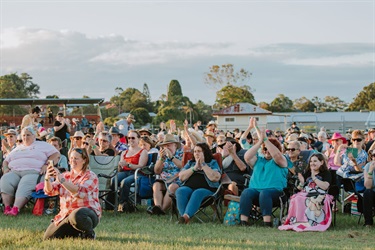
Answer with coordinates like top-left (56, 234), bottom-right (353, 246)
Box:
top-left (45, 170), bottom-right (102, 225)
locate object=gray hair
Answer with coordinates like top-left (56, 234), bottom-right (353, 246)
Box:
top-left (22, 126), bottom-right (37, 136)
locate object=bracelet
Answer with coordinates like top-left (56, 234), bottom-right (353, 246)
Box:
top-left (368, 172), bottom-right (373, 176)
top-left (92, 145), bottom-right (97, 150)
top-left (45, 178), bottom-right (50, 181)
top-left (263, 138), bottom-right (268, 142)
top-left (191, 167), bottom-right (195, 173)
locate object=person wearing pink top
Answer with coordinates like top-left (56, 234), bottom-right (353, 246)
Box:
top-left (1, 126), bottom-right (60, 216)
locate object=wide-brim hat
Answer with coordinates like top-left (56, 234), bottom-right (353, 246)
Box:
top-left (127, 114), bottom-right (136, 122)
top-left (204, 130), bottom-right (216, 138)
top-left (4, 129), bottom-right (17, 136)
top-left (156, 134), bottom-right (180, 147)
top-left (39, 130), bottom-right (49, 137)
top-left (72, 131), bottom-right (85, 138)
top-left (286, 133), bottom-right (298, 143)
top-left (138, 128), bottom-right (152, 136)
top-left (206, 121), bottom-right (217, 128)
top-left (109, 126), bottom-right (123, 136)
top-left (328, 132), bottom-right (347, 144)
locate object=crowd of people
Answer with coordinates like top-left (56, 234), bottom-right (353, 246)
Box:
top-left (0, 107), bottom-right (374, 240)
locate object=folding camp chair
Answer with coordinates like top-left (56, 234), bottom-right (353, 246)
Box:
top-left (170, 152), bottom-right (226, 223)
top-left (89, 155), bottom-right (120, 214)
top-left (341, 178), bottom-right (364, 224)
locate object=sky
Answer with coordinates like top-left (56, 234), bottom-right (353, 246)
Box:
top-left (0, 0), bottom-right (374, 106)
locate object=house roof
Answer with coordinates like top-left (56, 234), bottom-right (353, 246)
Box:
top-left (213, 103), bottom-right (272, 116)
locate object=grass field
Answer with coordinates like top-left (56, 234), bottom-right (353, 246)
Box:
top-left (0, 206), bottom-right (374, 250)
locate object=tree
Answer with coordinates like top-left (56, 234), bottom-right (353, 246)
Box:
top-left (347, 82), bottom-right (375, 111)
top-left (269, 94), bottom-right (293, 112)
top-left (323, 96), bottom-right (347, 112)
top-left (131, 107), bottom-right (152, 126)
top-left (215, 85), bottom-right (256, 108)
top-left (0, 73), bottom-right (40, 115)
top-left (143, 83), bottom-right (151, 103)
top-left (167, 80), bottom-right (183, 106)
top-left (258, 102), bottom-right (270, 111)
top-left (46, 95), bottom-right (59, 99)
top-left (193, 100), bottom-right (213, 123)
top-left (109, 88), bottom-right (150, 113)
top-left (293, 97), bottom-right (316, 112)
top-left (204, 64), bottom-right (252, 88)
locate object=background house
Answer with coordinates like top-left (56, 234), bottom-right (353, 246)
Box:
top-left (212, 103), bottom-right (272, 131)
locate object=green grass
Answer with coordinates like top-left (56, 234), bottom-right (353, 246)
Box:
top-left (0, 206), bottom-right (374, 250)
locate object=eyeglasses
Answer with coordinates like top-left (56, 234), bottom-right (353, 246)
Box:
top-left (352, 138), bottom-right (363, 142)
top-left (262, 147), bottom-right (268, 151)
top-left (128, 137), bottom-right (137, 140)
top-left (100, 140), bottom-right (109, 143)
top-left (83, 142), bottom-right (89, 146)
top-left (73, 148), bottom-right (84, 154)
top-left (17, 140), bottom-right (23, 143)
top-left (74, 137), bottom-right (82, 140)
top-left (286, 148), bottom-right (298, 152)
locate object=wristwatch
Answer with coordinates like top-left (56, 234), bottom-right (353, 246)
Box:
top-left (60, 177), bottom-right (66, 184)
top-left (128, 163), bottom-right (132, 168)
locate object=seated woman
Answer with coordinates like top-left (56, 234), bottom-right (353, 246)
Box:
top-left (1, 126), bottom-right (60, 216)
top-left (240, 118), bottom-right (292, 227)
top-left (116, 130), bottom-right (148, 213)
top-left (43, 148), bottom-right (101, 239)
top-left (89, 132), bottom-right (115, 156)
top-left (363, 149), bottom-right (375, 227)
top-left (67, 130), bottom-right (85, 157)
top-left (279, 153), bottom-right (333, 231)
top-left (175, 142), bottom-right (221, 224)
top-left (335, 129), bottom-right (368, 192)
top-left (221, 138), bottom-right (250, 196)
top-left (147, 134), bottom-right (182, 215)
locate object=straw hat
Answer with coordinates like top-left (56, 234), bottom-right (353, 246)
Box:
top-left (72, 131), bottom-right (85, 138)
top-left (156, 134), bottom-right (180, 147)
top-left (138, 127), bottom-right (152, 136)
top-left (206, 121), bottom-right (217, 128)
top-left (4, 129), bottom-right (17, 136)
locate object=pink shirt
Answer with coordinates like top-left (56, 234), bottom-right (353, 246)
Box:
top-left (5, 141), bottom-right (59, 172)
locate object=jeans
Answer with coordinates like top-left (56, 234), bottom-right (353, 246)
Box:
top-left (106, 171), bottom-right (134, 207)
top-left (175, 186), bottom-right (214, 218)
top-left (363, 189), bottom-right (375, 225)
top-left (118, 173), bottom-right (136, 204)
top-left (43, 207), bottom-right (99, 240)
top-left (240, 188), bottom-right (283, 217)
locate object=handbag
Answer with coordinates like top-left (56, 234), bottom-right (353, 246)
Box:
top-left (223, 201), bottom-right (240, 225)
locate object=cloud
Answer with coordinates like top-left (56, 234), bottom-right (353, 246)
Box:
top-left (1, 28), bottom-right (373, 105)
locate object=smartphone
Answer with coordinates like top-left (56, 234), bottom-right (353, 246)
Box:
top-left (346, 147), bottom-right (358, 158)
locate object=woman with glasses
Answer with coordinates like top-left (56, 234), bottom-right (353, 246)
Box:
top-left (279, 153), bottom-right (333, 231)
top-left (43, 148), bottom-right (101, 239)
top-left (116, 130), bottom-right (148, 213)
top-left (335, 130), bottom-right (368, 192)
top-left (1, 126), bottom-right (60, 216)
top-left (67, 131), bottom-right (85, 157)
top-left (240, 118), bottom-right (292, 227)
top-left (89, 132), bottom-right (115, 156)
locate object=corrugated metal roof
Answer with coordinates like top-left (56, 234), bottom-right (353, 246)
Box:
top-left (269, 112), bottom-right (371, 123)
top-left (0, 98), bottom-right (104, 106)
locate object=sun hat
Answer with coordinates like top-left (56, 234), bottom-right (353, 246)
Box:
top-left (204, 130), bottom-right (216, 138)
top-left (72, 131), bottom-right (85, 138)
top-left (156, 134), bottom-right (180, 147)
top-left (328, 132), bottom-right (347, 144)
top-left (38, 127), bottom-right (48, 138)
top-left (109, 126), bottom-right (122, 135)
top-left (286, 133), bottom-right (298, 143)
top-left (206, 121), bottom-right (217, 128)
top-left (4, 129), bottom-right (17, 136)
top-left (138, 127), bottom-right (152, 136)
top-left (127, 114), bottom-right (136, 122)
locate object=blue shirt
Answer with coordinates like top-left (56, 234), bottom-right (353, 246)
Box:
top-left (249, 154), bottom-right (292, 191)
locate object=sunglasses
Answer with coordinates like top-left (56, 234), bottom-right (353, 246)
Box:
top-left (352, 138), bottom-right (363, 142)
top-left (17, 140), bottom-right (23, 143)
top-left (128, 137), bottom-right (137, 140)
top-left (262, 147), bottom-right (268, 151)
top-left (74, 137), bottom-right (82, 140)
top-left (73, 148), bottom-right (84, 154)
top-left (83, 142), bottom-right (89, 146)
top-left (286, 148), bottom-right (298, 152)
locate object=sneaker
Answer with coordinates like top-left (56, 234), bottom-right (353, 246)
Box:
top-left (146, 206), bottom-right (154, 215)
top-left (81, 231), bottom-right (96, 240)
top-left (4, 206), bottom-right (11, 215)
top-left (8, 206), bottom-right (19, 216)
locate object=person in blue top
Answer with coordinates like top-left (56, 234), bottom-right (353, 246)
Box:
top-left (175, 142), bottom-right (221, 224)
top-left (240, 117), bottom-right (292, 227)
